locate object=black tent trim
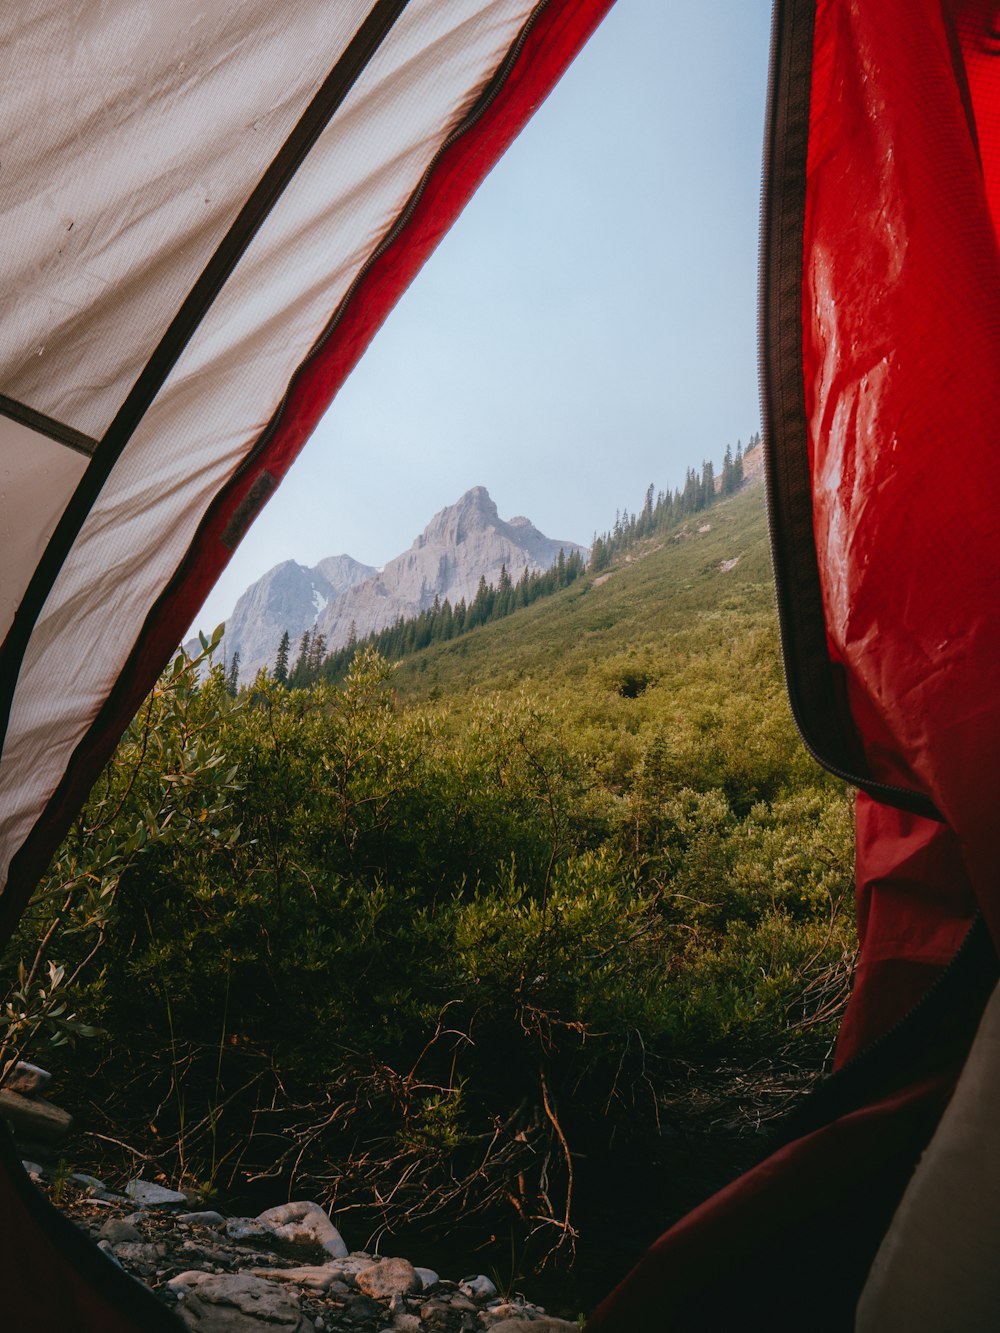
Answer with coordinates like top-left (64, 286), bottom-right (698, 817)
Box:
top-left (0, 0), bottom-right (412, 756)
top-left (0, 396), bottom-right (98, 457)
top-left (759, 0), bottom-right (941, 822)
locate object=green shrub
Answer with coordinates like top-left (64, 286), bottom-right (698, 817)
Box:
top-left (1, 637), bottom-right (855, 1245)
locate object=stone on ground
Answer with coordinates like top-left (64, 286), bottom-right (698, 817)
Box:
top-left (126, 1178), bottom-right (187, 1207)
top-left (177, 1274), bottom-right (312, 1331)
top-left (355, 1256), bottom-right (420, 1299)
top-left (256, 1200), bottom-right (349, 1259)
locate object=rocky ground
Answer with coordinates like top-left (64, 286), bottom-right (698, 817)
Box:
top-left (28, 1162), bottom-right (580, 1333)
top-left (5, 1060), bottom-right (581, 1331)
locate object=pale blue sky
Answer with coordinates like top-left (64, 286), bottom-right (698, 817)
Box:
top-left (194, 2), bottom-right (774, 633)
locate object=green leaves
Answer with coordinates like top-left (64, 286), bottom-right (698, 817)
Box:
top-left (0, 584), bottom-right (856, 1236)
top-left (0, 633), bottom-right (241, 1079)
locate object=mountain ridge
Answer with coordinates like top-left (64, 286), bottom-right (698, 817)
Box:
top-left (214, 487), bottom-right (586, 681)
top-left (390, 466), bottom-right (771, 706)
top-left (311, 486), bottom-right (586, 658)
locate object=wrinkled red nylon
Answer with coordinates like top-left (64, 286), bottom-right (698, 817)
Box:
top-left (834, 795), bottom-right (976, 1067)
top-left (806, 0), bottom-right (1000, 936)
top-left (588, 3), bottom-right (1000, 1327)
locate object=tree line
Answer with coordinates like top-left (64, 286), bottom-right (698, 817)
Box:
top-left (589, 433), bottom-right (755, 573)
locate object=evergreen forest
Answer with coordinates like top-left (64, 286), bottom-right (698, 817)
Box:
top-left (0, 443), bottom-right (856, 1304)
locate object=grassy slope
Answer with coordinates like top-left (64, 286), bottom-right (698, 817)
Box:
top-left (385, 474), bottom-right (853, 1218)
top-left (390, 478), bottom-right (827, 797)
top-left (397, 483), bottom-right (773, 691)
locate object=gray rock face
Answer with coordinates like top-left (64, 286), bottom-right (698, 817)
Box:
top-left (214, 488), bottom-right (586, 682)
top-left (314, 487), bottom-right (587, 653)
top-left (222, 554), bottom-right (376, 682)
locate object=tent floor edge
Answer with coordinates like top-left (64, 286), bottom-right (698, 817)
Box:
top-left (0, 1119), bottom-right (184, 1331)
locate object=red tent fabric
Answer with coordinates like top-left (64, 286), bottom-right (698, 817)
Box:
top-left (588, 1), bottom-right (1000, 1327)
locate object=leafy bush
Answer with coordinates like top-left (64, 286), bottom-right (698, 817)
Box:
top-left (0, 547), bottom-right (856, 1251)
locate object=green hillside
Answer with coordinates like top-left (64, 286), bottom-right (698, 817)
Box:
top-left (397, 480), bottom-right (776, 702)
top-left (0, 473), bottom-right (856, 1308)
top-left (392, 480), bottom-right (829, 814)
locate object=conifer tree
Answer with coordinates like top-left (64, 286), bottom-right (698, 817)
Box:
top-left (274, 630), bottom-right (290, 686)
top-left (290, 630), bottom-right (311, 687)
top-left (702, 459), bottom-right (716, 505)
top-left (469, 575), bottom-right (491, 627)
top-left (307, 631), bottom-right (327, 678)
top-left (721, 442), bottom-right (735, 495)
top-left (590, 534), bottom-right (608, 572)
top-left (640, 482), bottom-right (654, 535)
top-left (495, 565), bottom-right (513, 616)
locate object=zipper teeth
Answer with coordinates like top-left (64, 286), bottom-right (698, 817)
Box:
top-left (233, 0), bottom-right (550, 486)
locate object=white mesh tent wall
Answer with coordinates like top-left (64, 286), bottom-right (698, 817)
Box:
top-left (0, 3), bottom-right (614, 1326)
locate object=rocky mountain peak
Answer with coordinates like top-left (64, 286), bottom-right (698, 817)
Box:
top-left (215, 487), bottom-right (586, 682)
top-left (418, 485), bottom-right (501, 548)
top-left (314, 488), bottom-right (586, 655)
top-left (217, 553), bottom-right (377, 680)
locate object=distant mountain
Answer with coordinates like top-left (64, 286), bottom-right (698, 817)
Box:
top-left (389, 464), bottom-right (771, 706)
top-left (312, 487), bottom-right (586, 657)
top-left (221, 554), bottom-right (376, 680)
top-left (218, 488), bottom-right (586, 681)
